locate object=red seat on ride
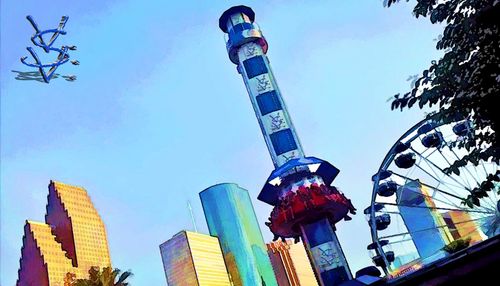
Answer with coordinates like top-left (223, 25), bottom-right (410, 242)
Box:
top-left (292, 200), bottom-right (304, 215)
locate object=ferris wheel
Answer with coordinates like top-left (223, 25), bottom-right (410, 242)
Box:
top-left (365, 117), bottom-right (500, 278)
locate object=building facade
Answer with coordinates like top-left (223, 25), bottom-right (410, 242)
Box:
top-left (267, 240), bottom-right (318, 286)
top-left (17, 180), bottom-right (112, 286)
top-left (200, 183), bottom-right (278, 286)
top-left (442, 211), bottom-right (484, 244)
top-left (398, 180), bottom-right (453, 260)
top-left (159, 230), bottom-right (231, 286)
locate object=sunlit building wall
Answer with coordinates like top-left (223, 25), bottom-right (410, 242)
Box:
top-left (442, 211), bottom-right (483, 244)
top-left (268, 246), bottom-right (290, 286)
top-left (200, 183), bottom-right (278, 286)
top-left (46, 181), bottom-right (112, 276)
top-left (17, 180), bottom-right (112, 286)
top-left (17, 221), bottom-right (76, 286)
top-left (397, 181), bottom-right (452, 259)
top-left (267, 240), bottom-right (318, 286)
top-left (159, 230), bottom-right (231, 285)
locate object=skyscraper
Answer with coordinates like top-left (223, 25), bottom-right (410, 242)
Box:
top-left (159, 231), bottom-right (231, 286)
top-left (267, 240), bottom-right (318, 286)
top-left (17, 180), bottom-right (112, 286)
top-left (200, 183), bottom-right (278, 286)
top-left (398, 180), bottom-right (453, 259)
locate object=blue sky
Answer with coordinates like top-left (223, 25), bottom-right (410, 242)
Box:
top-left (1, 0), bottom-right (443, 284)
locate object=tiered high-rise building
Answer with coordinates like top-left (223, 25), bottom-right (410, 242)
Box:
top-left (267, 240), bottom-right (318, 286)
top-left (17, 180), bottom-right (111, 286)
top-left (159, 230), bottom-right (232, 286)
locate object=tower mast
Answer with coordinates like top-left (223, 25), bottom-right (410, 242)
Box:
top-left (218, 6), bottom-right (356, 285)
top-left (187, 200), bottom-right (198, 233)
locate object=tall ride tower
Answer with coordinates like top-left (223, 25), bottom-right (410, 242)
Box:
top-left (219, 6), bottom-right (356, 286)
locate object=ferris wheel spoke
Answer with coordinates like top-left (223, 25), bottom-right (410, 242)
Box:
top-left (461, 160), bottom-right (483, 187)
top-left (379, 202), bottom-right (494, 215)
top-left (480, 197), bottom-right (496, 212)
top-left (432, 159), bottom-right (474, 192)
top-left (436, 148), bottom-right (455, 168)
top-left (380, 211), bottom-right (401, 215)
top-left (480, 160), bottom-right (491, 178)
top-left (391, 171), bottom-right (467, 206)
top-left (478, 217), bottom-right (500, 237)
top-left (479, 191), bottom-right (497, 211)
top-left (480, 161), bottom-right (500, 194)
top-left (413, 162), bottom-right (444, 184)
top-left (411, 164), bottom-right (469, 205)
top-left (393, 172), bottom-right (492, 214)
top-left (411, 146), bottom-right (472, 191)
top-left (469, 165), bottom-right (498, 211)
top-left (378, 215), bottom-right (492, 240)
top-left (472, 162), bottom-right (483, 184)
top-left (474, 161), bottom-right (499, 210)
top-left (400, 184), bottom-right (463, 211)
top-left (436, 148), bottom-right (480, 190)
top-left (455, 162), bottom-right (497, 210)
top-left (447, 145), bottom-right (483, 185)
top-left (433, 180), bottom-right (468, 202)
top-left (402, 188), bottom-right (464, 211)
top-left (419, 145), bottom-right (438, 158)
top-left (412, 149), bottom-right (447, 184)
top-left (408, 151), bottom-right (457, 190)
top-left (420, 158), bottom-right (469, 192)
top-left (414, 144), bottom-right (470, 189)
top-left (371, 119), bottom-right (500, 273)
top-left (451, 215), bottom-right (497, 237)
top-left (434, 175), bottom-right (472, 192)
top-left (386, 237), bottom-right (415, 246)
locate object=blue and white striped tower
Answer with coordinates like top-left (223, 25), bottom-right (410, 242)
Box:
top-left (219, 6), bottom-right (354, 286)
top-left (220, 6), bottom-right (304, 168)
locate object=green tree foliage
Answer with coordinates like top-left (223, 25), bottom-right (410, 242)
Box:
top-left (65, 267), bottom-right (133, 286)
top-left (387, 0), bottom-right (500, 206)
top-left (443, 237), bottom-right (471, 254)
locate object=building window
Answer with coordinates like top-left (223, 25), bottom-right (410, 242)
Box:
top-left (270, 129), bottom-right (297, 155)
top-left (243, 56), bottom-right (268, 79)
top-left (256, 91), bottom-right (282, 115)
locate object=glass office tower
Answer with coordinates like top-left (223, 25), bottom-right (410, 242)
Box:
top-left (200, 183), bottom-right (278, 286)
top-left (159, 231), bottom-right (231, 285)
top-left (398, 180), bottom-right (453, 259)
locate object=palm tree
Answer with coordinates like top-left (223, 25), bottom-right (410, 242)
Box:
top-left (65, 266), bottom-right (133, 286)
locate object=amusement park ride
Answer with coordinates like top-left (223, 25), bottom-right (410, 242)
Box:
top-left (218, 5), bottom-right (500, 285)
top-left (366, 117), bottom-right (500, 279)
top-left (219, 6), bottom-right (356, 286)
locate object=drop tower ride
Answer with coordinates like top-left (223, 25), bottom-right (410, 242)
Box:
top-left (218, 6), bottom-right (356, 286)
